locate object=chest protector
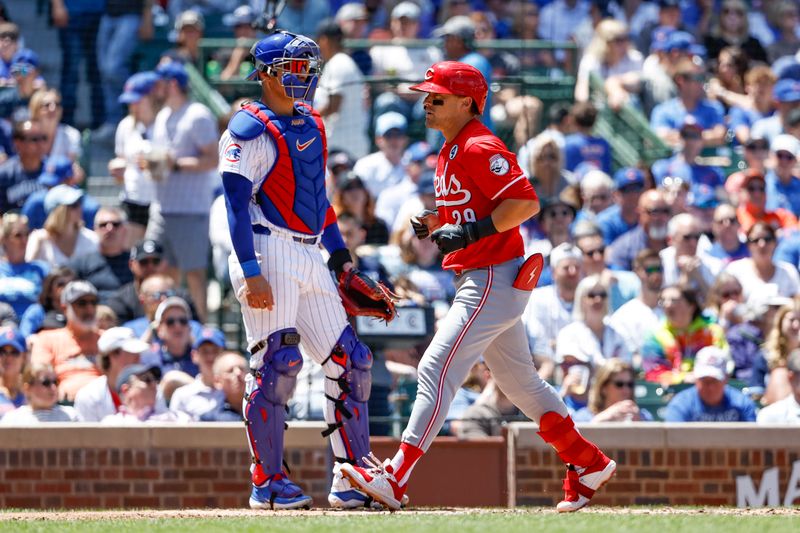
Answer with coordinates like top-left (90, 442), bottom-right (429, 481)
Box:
top-left (228, 100), bottom-right (328, 234)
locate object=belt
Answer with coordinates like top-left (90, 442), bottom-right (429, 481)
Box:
top-left (252, 224), bottom-right (320, 245)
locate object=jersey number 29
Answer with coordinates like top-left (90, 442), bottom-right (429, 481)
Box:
top-left (451, 208), bottom-right (476, 225)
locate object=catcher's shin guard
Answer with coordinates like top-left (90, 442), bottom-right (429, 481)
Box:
top-left (244, 328), bottom-right (303, 485)
top-left (321, 324), bottom-right (372, 466)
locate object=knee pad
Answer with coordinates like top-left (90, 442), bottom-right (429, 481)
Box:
top-left (254, 328), bottom-right (303, 405)
top-left (321, 325), bottom-right (373, 465)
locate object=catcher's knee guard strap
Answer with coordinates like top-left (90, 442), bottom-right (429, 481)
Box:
top-left (244, 328), bottom-right (302, 482)
top-left (321, 325), bottom-right (372, 465)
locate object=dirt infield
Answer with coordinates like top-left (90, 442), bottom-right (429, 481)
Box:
top-left (1, 507), bottom-right (798, 521)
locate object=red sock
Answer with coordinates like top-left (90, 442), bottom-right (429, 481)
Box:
top-left (388, 442), bottom-right (424, 487)
top-left (537, 411), bottom-right (603, 468)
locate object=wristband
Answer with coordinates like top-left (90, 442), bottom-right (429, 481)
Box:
top-left (241, 259), bottom-right (261, 278)
top-left (463, 216), bottom-right (498, 245)
top-left (327, 248), bottom-right (352, 275)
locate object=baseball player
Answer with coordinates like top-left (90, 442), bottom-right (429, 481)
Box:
top-left (218, 31), bottom-right (394, 510)
top-left (341, 61), bottom-right (616, 512)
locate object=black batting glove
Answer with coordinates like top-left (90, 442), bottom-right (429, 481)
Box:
top-left (430, 218), bottom-right (498, 254)
top-left (410, 209), bottom-right (437, 239)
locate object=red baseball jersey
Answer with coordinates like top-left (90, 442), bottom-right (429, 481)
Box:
top-left (434, 118), bottom-right (538, 271)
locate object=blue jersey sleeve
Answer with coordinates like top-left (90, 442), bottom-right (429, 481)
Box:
top-left (222, 171), bottom-right (260, 278)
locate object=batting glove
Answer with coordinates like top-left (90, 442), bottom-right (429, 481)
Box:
top-left (410, 209), bottom-right (437, 239)
top-left (430, 218), bottom-right (498, 254)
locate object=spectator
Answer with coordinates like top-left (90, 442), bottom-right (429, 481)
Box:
top-left (149, 61), bottom-right (219, 322)
top-left (353, 111), bottom-right (409, 199)
top-left (0, 49), bottom-right (43, 122)
top-left (18, 266), bottom-right (74, 337)
top-left (334, 2), bottom-right (372, 76)
top-left (725, 135), bottom-right (770, 202)
top-left (108, 71), bottom-right (161, 245)
top-left (0, 325), bottom-right (26, 408)
top-left (735, 169), bottom-right (797, 233)
top-left (275, 0), bottom-right (331, 38)
top-left (530, 194), bottom-right (578, 259)
top-left (705, 272), bottom-right (746, 331)
top-left (106, 240), bottom-right (165, 324)
top-left (766, 1), bottom-right (800, 62)
top-left (117, 272), bottom-right (200, 339)
top-left (143, 296), bottom-right (198, 377)
top-left (765, 134), bottom-right (800, 215)
top-left (434, 15), bottom-right (493, 128)
top-left (0, 22), bottom-right (20, 83)
top-left (517, 131), bottom-right (574, 204)
top-left (522, 242), bottom-right (584, 381)
top-left (574, 221), bottom-right (639, 312)
top-left (660, 213), bottom-right (721, 293)
top-left (724, 66), bottom-right (776, 145)
top-left (168, 327), bottom-right (226, 421)
top-left (574, 358), bottom-right (653, 422)
top-left (95, 304), bottom-right (118, 330)
top-left (726, 222), bottom-right (800, 301)
top-left (576, 170), bottom-right (615, 223)
top-left (757, 302), bottom-right (800, 405)
top-left (608, 189), bottom-right (671, 271)
top-left (707, 203), bottom-right (749, 264)
top-left (650, 58), bottom-right (726, 148)
top-left (375, 141), bottom-right (434, 229)
top-left (0, 362), bottom-right (79, 423)
top-left (331, 172), bottom-right (389, 245)
top-left (538, 0), bottom-right (590, 47)
top-left (336, 213), bottom-right (392, 289)
top-left (751, 79), bottom-right (800, 145)
top-left (29, 280), bottom-right (102, 401)
top-left (454, 379), bottom-right (519, 438)
top-left (637, 0), bottom-right (687, 62)
top-left (67, 207), bottom-right (133, 302)
top-left (394, 221), bottom-right (453, 305)
top-left (21, 155), bottom-right (100, 231)
top-left (25, 185), bottom-right (98, 267)
top-left (217, 6), bottom-right (257, 81)
top-left (642, 284), bottom-right (728, 384)
top-left (51, 0), bottom-right (105, 129)
top-left (0, 119), bottom-right (46, 214)
top-left (162, 10), bottom-right (204, 65)
top-left (159, 369), bottom-right (194, 406)
top-left (556, 274), bottom-right (632, 370)
top-left (575, 19), bottom-right (643, 111)
top-left (563, 102), bottom-right (612, 174)
top-left (703, 0), bottom-right (767, 64)
top-left (96, 0), bottom-right (153, 134)
top-left (0, 214), bottom-right (48, 318)
top-left (706, 46), bottom-right (748, 114)
top-left (757, 348), bottom-right (800, 424)
top-left (73, 326), bottom-right (149, 422)
top-left (596, 167), bottom-right (646, 245)
top-left (204, 351), bottom-right (248, 421)
top-left (663, 346), bottom-right (756, 422)
top-left (326, 150), bottom-right (356, 190)
top-left (315, 19), bottom-right (370, 160)
top-left (609, 248), bottom-right (665, 356)
top-left (101, 363), bottom-right (186, 424)
top-left (370, 2), bottom-right (440, 81)
top-left (650, 117), bottom-right (726, 191)
top-left (727, 294), bottom-right (789, 385)
top-left (29, 89), bottom-right (82, 166)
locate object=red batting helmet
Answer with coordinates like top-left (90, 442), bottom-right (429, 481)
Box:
top-left (409, 61), bottom-right (488, 114)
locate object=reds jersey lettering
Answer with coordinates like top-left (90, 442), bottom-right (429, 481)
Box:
top-left (433, 119), bottom-right (537, 271)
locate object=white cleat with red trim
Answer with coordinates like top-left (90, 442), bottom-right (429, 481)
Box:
top-left (556, 457), bottom-right (617, 513)
top-left (339, 454), bottom-right (405, 511)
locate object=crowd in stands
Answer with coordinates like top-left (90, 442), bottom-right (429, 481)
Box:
top-left (2, 0), bottom-right (800, 431)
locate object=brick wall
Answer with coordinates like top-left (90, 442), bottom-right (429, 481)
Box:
top-left (510, 423), bottom-right (800, 507)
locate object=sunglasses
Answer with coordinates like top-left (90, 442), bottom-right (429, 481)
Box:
top-left (72, 298), bottom-right (98, 308)
top-left (34, 378), bottom-right (59, 387)
top-left (620, 184), bottom-right (644, 194)
top-left (164, 317), bottom-right (189, 327)
top-left (714, 216), bottom-right (738, 225)
top-left (643, 265), bottom-right (663, 274)
top-left (8, 231), bottom-right (28, 239)
top-left (10, 65), bottom-right (33, 77)
top-left (746, 184), bottom-right (766, 193)
top-left (0, 32), bottom-right (18, 41)
top-left (138, 257), bottom-right (162, 267)
top-left (681, 131), bottom-right (702, 140)
top-left (646, 207), bottom-right (671, 216)
top-left (720, 289), bottom-right (742, 299)
top-left (722, 8), bottom-right (744, 15)
top-left (582, 246), bottom-right (605, 259)
top-left (539, 153), bottom-right (559, 162)
top-left (97, 220), bottom-right (122, 229)
top-left (589, 194), bottom-right (610, 203)
top-left (680, 233), bottom-right (701, 242)
top-left (748, 235), bottom-right (776, 245)
top-left (135, 374), bottom-right (158, 386)
top-left (0, 348), bottom-right (21, 357)
top-left (776, 152), bottom-right (796, 161)
top-left (685, 73), bottom-right (707, 82)
top-left (17, 135), bottom-right (46, 143)
top-left (746, 142), bottom-right (769, 151)
top-left (611, 380), bottom-right (634, 389)
top-left (546, 208), bottom-right (573, 218)
top-left (145, 289), bottom-right (174, 300)
top-left (587, 291), bottom-right (608, 300)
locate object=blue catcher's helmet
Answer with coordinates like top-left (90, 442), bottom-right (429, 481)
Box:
top-left (247, 31), bottom-right (322, 102)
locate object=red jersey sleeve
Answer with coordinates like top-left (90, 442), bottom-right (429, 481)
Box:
top-left (462, 136), bottom-right (538, 202)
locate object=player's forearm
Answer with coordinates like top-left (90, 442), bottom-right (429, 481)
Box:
top-left (490, 198), bottom-right (540, 233)
top-left (222, 171), bottom-right (260, 278)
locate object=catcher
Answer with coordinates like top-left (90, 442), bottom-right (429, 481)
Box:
top-left (218, 31), bottom-right (395, 510)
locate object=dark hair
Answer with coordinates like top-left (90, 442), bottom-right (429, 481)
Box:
top-left (786, 107), bottom-right (800, 129)
top-left (548, 102), bottom-right (571, 126)
top-left (633, 248), bottom-right (662, 270)
top-left (571, 102), bottom-right (598, 128)
top-left (746, 221), bottom-right (776, 242)
top-left (38, 266), bottom-right (75, 310)
top-left (317, 18), bottom-right (344, 42)
top-left (662, 284), bottom-right (703, 321)
top-left (11, 119), bottom-right (36, 140)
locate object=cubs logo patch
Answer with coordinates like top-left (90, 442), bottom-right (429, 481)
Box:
top-left (489, 154), bottom-right (509, 175)
top-left (224, 143), bottom-right (242, 163)
top-left (449, 145), bottom-right (458, 160)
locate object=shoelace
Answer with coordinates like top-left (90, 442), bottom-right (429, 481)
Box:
top-left (363, 452), bottom-right (389, 476)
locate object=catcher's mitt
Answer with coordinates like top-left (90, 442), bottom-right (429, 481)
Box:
top-left (337, 269), bottom-right (397, 323)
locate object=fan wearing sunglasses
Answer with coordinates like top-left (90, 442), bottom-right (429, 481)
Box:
top-left (734, 169), bottom-right (797, 234)
top-left (573, 358), bottom-right (652, 423)
top-left (765, 134), bottom-right (800, 216)
top-left (144, 296), bottom-right (198, 378)
top-left (661, 213), bottom-right (721, 294)
top-left (0, 362), bottom-right (80, 424)
top-left (101, 363), bottom-right (187, 424)
top-left (0, 119), bottom-right (47, 214)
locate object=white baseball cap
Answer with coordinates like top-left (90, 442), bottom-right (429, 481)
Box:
top-left (771, 134), bottom-right (800, 158)
top-left (154, 296), bottom-right (191, 324)
top-left (549, 242), bottom-right (583, 269)
top-left (693, 346), bottom-right (728, 381)
top-left (98, 327), bottom-right (150, 355)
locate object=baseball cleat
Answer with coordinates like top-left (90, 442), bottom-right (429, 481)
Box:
top-left (249, 474), bottom-right (313, 510)
top-left (328, 463), bottom-right (383, 510)
top-left (556, 456), bottom-right (617, 513)
top-left (339, 453), bottom-right (405, 511)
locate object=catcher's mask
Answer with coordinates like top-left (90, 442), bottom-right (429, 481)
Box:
top-left (247, 31), bottom-right (322, 102)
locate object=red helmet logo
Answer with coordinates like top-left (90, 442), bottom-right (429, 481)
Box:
top-left (409, 61), bottom-right (488, 114)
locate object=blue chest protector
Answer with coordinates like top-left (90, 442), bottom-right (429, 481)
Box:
top-left (228, 101), bottom-right (328, 234)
